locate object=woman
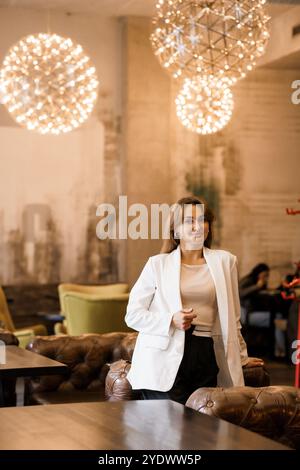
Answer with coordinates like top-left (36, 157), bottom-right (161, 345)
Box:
top-left (125, 196), bottom-right (263, 405)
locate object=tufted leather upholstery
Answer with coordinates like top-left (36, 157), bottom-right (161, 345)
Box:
top-left (0, 328), bottom-right (19, 346)
top-left (25, 332), bottom-right (137, 405)
top-left (104, 359), bottom-right (270, 402)
top-left (105, 360), bottom-right (141, 401)
top-left (25, 332), bottom-right (270, 406)
top-left (241, 363), bottom-right (270, 387)
top-left (186, 386), bottom-right (300, 449)
top-left (0, 329), bottom-right (19, 406)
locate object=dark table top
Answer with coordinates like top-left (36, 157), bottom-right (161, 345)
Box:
top-left (0, 400), bottom-right (291, 450)
top-left (0, 345), bottom-right (67, 378)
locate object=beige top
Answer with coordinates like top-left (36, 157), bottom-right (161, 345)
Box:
top-left (180, 263), bottom-right (217, 337)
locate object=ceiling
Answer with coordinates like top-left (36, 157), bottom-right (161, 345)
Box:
top-left (2, 0), bottom-right (155, 16)
top-left (0, 0), bottom-right (296, 17)
top-left (1, 0), bottom-right (299, 68)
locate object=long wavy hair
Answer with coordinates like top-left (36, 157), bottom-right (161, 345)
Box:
top-left (160, 196), bottom-right (215, 254)
top-left (247, 263), bottom-right (270, 283)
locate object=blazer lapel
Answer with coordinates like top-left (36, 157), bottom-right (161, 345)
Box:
top-left (203, 247), bottom-right (229, 353)
top-left (163, 246), bottom-right (183, 314)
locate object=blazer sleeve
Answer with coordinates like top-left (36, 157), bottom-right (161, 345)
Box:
top-left (230, 256), bottom-right (249, 366)
top-left (125, 257), bottom-right (175, 336)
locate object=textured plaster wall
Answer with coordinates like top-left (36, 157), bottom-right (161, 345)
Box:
top-left (0, 10), bottom-right (299, 287)
top-left (122, 17), bottom-right (173, 286)
top-left (124, 19), bottom-right (300, 286)
top-left (0, 7), bottom-right (123, 285)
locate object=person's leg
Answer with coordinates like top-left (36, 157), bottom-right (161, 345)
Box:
top-left (140, 381), bottom-right (190, 405)
top-left (240, 306), bottom-right (247, 325)
top-left (169, 335), bottom-right (219, 404)
top-left (248, 311), bottom-right (271, 328)
top-left (141, 330), bottom-right (219, 405)
top-left (188, 336), bottom-right (219, 398)
top-left (274, 313), bottom-right (287, 357)
top-left (166, 327), bottom-right (195, 405)
top-left (248, 310), bottom-right (287, 358)
top-left (139, 328), bottom-right (195, 404)
top-left (139, 389), bottom-right (171, 400)
top-left (247, 311), bottom-right (274, 357)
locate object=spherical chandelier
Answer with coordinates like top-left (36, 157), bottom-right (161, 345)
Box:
top-left (175, 75), bottom-right (234, 134)
top-left (151, 0), bottom-right (270, 83)
top-left (0, 33), bottom-right (99, 135)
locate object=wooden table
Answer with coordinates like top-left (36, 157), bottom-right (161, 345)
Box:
top-left (0, 346), bottom-right (67, 406)
top-left (0, 400), bottom-right (291, 450)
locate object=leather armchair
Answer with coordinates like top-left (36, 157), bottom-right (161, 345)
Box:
top-left (25, 331), bottom-right (269, 405)
top-left (105, 358), bottom-right (270, 402)
top-left (25, 332), bottom-right (137, 405)
top-left (186, 386), bottom-right (300, 450)
top-left (0, 328), bottom-right (19, 347)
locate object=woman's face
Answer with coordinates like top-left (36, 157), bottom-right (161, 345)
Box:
top-left (176, 204), bottom-right (209, 249)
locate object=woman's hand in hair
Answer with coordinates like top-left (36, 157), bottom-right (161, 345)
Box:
top-left (256, 277), bottom-right (266, 289)
top-left (256, 271), bottom-right (269, 289)
top-left (172, 308), bottom-right (197, 330)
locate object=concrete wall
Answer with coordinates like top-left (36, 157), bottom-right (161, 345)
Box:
top-left (123, 19), bottom-right (300, 286)
top-left (122, 17), bottom-right (173, 286)
top-left (259, 6), bottom-right (300, 66)
top-left (0, 7), bottom-right (123, 285)
top-left (0, 9), bottom-right (299, 288)
top-left (193, 69), bottom-right (300, 281)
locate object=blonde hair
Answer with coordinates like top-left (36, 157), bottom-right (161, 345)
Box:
top-left (160, 196), bottom-right (215, 254)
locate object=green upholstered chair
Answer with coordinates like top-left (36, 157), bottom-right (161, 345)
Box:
top-left (61, 292), bottom-right (131, 335)
top-left (58, 283), bottom-right (129, 314)
top-left (56, 283), bottom-right (131, 335)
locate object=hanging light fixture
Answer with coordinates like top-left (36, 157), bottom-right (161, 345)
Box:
top-left (0, 33), bottom-right (99, 135)
top-left (175, 75), bottom-right (234, 134)
top-left (151, 0), bottom-right (270, 83)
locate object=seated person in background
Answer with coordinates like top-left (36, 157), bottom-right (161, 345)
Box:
top-left (273, 273), bottom-right (296, 321)
top-left (277, 262), bottom-right (300, 315)
top-left (239, 263), bottom-right (270, 317)
top-left (239, 263), bottom-right (286, 358)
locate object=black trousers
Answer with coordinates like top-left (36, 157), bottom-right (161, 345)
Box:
top-left (140, 327), bottom-right (219, 405)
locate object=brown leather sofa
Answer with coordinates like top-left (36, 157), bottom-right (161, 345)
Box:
top-left (105, 358), bottom-right (270, 400)
top-left (106, 361), bottom-right (300, 449)
top-left (0, 328), bottom-right (19, 406)
top-left (0, 328), bottom-right (19, 347)
top-left (186, 386), bottom-right (300, 450)
top-left (25, 332), bottom-right (138, 404)
top-left (25, 332), bottom-right (269, 405)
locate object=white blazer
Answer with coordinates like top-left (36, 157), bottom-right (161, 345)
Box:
top-left (125, 246), bottom-right (249, 391)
